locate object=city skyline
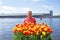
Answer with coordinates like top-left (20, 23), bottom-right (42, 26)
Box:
top-left (0, 10), bottom-right (52, 16)
top-left (0, 0), bottom-right (60, 16)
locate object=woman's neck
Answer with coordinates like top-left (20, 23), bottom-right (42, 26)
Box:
top-left (27, 17), bottom-right (32, 19)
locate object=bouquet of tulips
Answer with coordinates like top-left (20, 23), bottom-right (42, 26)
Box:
top-left (13, 22), bottom-right (53, 40)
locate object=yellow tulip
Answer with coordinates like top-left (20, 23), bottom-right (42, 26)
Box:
top-left (42, 31), bottom-right (46, 36)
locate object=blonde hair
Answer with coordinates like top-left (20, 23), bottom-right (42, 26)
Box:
top-left (26, 9), bottom-right (32, 13)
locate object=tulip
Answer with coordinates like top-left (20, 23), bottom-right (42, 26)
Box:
top-left (17, 28), bottom-right (23, 32)
top-left (13, 27), bottom-right (17, 33)
top-left (13, 22), bottom-right (53, 36)
top-left (23, 31), bottom-right (30, 35)
top-left (43, 27), bottom-right (48, 32)
top-left (42, 31), bottom-right (46, 36)
top-left (48, 29), bottom-right (53, 33)
top-left (16, 24), bottom-right (19, 27)
top-left (36, 31), bottom-right (39, 35)
top-left (38, 28), bottom-right (42, 32)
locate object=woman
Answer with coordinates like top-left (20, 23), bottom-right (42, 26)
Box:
top-left (24, 10), bottom-right (36, 25)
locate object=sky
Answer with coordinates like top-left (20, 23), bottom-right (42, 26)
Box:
top-left (0, 0), bottom-right (60, 15)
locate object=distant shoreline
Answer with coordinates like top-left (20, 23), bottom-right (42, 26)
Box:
top-left (0, 15), bottom-right (60, 18)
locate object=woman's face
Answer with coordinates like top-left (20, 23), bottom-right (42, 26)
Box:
top-left (27, 11), bottom-right (32, 18)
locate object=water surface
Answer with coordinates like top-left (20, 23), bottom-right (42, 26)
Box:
top-left (0, 18), bottom-right (60, 40)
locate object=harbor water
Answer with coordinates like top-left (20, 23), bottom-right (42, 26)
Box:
top-left (0, 18), bottom-right (60, 40)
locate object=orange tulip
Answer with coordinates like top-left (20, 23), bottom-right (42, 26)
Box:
top-left (38, 28), bottom-right (42, 32)
top-left (48, 29), bottom-right (53, 33)
top-left (30, 28), bottom-right (36, 32)
top-left (13, 27), bottom-right (17, 33)
top-left (43, 27), bottom-right (48, 32)
top-left (17, 24), bottom-right (22, 28)
top-left (23, 31), bottom-right (30, 35)
top-left (36, 31), bottom-right (39, 35)
top-left (17, 28), bottom-right (23, 32)
top-left (16, 24), bottom-right (19, 27)
top-left (45, 24), bottom-right (51, 31)
top-left (36, 25), bottom-right (40, 30)
top-left (23, 23), bottom-right (27, 26)
top-left (13, 22), bottom-right (53, 36)
top-left (33, 26), bottom-right (37, 30)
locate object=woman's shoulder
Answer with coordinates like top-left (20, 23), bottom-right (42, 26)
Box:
top-left (32, 17), bottom-right (35, 19)
top-left (24, 17), bottom-right (28, 20)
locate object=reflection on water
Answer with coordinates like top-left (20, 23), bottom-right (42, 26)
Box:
top-left (0, 18), bottom-right (60, 40)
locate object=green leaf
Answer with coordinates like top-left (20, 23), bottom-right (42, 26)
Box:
top-left (29, 35), bottom-right (37, 40)
top-left (13, 32), bottom-right (52, 40)
top-left (14, 35), bottom-right (18, 40)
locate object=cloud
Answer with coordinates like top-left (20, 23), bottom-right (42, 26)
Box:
top-left (19, 8), bottom-right (32, 13)
top-left (42, 5), bottom-right (55, 10)
top-left (32, 0), bottom-right (46, 2)
top-left (1, 6), bottom-right (17, 13)
top-left (0, 5), bottom-right (32, 14)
